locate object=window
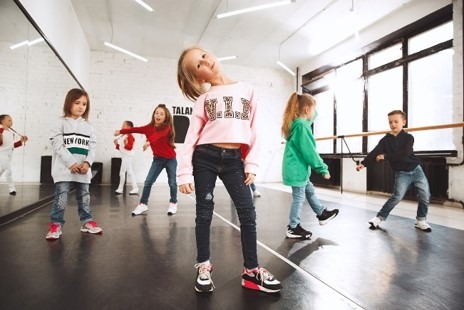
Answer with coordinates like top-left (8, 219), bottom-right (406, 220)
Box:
top-left (314, 90), bottom-right (334, 153)
top-left (408, 49), bottom-right (454, 151)
top-left (409, 21), bottom-right (453, 54)
top-left (368, 43), bottom-right (402, 70)
top-left (367, 67), bottom-right (403, 151)
top-left (334, 59), bottom-right (363, 153)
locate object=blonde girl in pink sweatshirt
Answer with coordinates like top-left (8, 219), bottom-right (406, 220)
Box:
top-left (177, 46), bottom-right (281, 294)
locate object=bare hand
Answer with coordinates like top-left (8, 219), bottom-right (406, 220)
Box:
top-left (69, 163), bottom-right (80, 173)
top-left (78, 162), bottom-right (90, 174)
top-left (323, 173), bottom-right (331, 180)
top-left (143, 142), bottom-right (150, 151)
top-left (376, 154), bottom-right (384, 162)
top-left (114, 139), bottom-right (118, 145)
top-left (356, 164), bottom-right (365, 171)
top-left (114, 130), bottom-right (120, 136)
top-left (21, 135), bottom-right (28, 143)
top-left (179, 183), bottom-right (195, 194)
top-left (244, 173), bottom-right (255, 186)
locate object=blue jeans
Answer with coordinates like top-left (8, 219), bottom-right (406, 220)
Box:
top-left (192, 144), bottom-right (258, 269)
top-left (50, 182), bottom-right (93, 226)
top-left (140, 157), bottom-right (177, 205)
top-left (377, 165), bottom-right (430, 220)
top-left (289, 180), bottom-right (325, 228)
top-left (250, 182), bottom-right (257, 192)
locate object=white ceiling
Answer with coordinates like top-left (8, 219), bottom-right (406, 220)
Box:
top-left (1, 0), bottom-right (413, 72)
top-left (70, 0), bottom-right (413, 71)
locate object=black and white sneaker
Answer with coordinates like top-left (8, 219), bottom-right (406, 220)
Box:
top-left (194, 262), bottom-right (214, 293)
top-left (286, 224), bottom-right (312, 239)
top-left (241, 267), bottom-right (282, 293)
top-left (317, 208), bottom-right (339, 225)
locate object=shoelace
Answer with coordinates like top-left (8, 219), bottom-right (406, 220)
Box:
top-left (194, 263), bottom-right (215, 288)
top-left (86, 221), bottom-right (97, 227)
top-left (49, 223), bottom-right (60, 232)
top-left (255, 267), bottom-right (274, 283)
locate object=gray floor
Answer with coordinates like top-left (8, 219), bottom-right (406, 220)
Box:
top-left (0, 184), bottom-right (463, 309)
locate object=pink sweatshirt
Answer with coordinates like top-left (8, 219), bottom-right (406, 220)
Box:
top-left (177, 81), bottom-right (261, 185)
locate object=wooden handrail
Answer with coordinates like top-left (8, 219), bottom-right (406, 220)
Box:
top-left (316, 122), bottom-right (464, 141)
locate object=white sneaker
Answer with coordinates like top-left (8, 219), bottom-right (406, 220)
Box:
top-left (167, 202), bottom-right (177, 216)
top-left (368, 216), bottom-right (382, 228)
top-left (415, 220), bottom-right (432, 232)
top-left (132, 203), bottom-right (148, 216)
top-left (129, 188), bottom-right (139, 195)
top-left (115, 188), bottom-right (123, 194)
top-left (253, 190), bottom-right (262, 197)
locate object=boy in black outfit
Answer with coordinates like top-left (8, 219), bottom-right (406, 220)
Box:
top-left (356, 110), bottom-right (432, 232)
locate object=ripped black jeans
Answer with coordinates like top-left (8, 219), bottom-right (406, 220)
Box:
top-left (192, 144), bottom-right (258, 269)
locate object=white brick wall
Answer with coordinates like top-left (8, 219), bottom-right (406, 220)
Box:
top-left (89, 51), bottom-right (295, 184)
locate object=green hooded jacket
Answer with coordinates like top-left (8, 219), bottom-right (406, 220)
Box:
top-left (282, 115), bottom-right (328, 187)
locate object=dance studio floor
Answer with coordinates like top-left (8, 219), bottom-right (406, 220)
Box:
top-left (1, 183), bottom-right (464, 310)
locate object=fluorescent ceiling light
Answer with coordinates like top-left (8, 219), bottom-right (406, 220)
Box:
top-left (217, 56), bottom-right (237, 62)
top-left (134, 0), bottom-right (154, 12)
top-left (9, 37), bottom-right (44, 49)
top-left (28, 38), bottom-right (44, 46)
top-left (104, 42), bottom-right (148, 62)
top-left (217, 0), bottom-right (293, 19)
top-left (276, 60), bottom-right (296, 76)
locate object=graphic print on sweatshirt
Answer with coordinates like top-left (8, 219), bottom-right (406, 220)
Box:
top-left (205, 96), bottom-right (250, 121)
top-left (63, 133), bottom-right (90, 155)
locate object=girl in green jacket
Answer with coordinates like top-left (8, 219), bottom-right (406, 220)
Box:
top-left (281, 93), bottom-right (339, 239)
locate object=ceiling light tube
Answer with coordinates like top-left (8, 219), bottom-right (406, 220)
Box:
top-left (104, 42), bottom-right (148, 62)
top-left (217, 0), bottom-right (293, 19)
top-left (217, 56), bottom-right (237, 62)
top-left (27, 38), bottom-right (44, 46)
top-left (134, 0), bottom-right (154, 12)
top-left (9, 40), bottom-right (29, 49)
top-left (276, 60), bottom-right (296, 76)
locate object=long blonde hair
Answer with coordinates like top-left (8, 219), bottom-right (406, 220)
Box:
top-left (177, 46), bottom-right (208, 102)
top-left (281, 92), bottom-right (316, 138)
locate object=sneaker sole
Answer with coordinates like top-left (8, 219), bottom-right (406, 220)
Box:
top-left (241, 279), bottom-right (281, 293)
top-left (319, 211), bottom-right (339, 226)
top-left (167, 212), bottom-right (176, 216)
top-left (45, 232), bottom-right (62, 240)
top-left (80, 229), bottom-right (103, 234)
top-left (194, 286), bottom-right (214, 293)
top-left (286, 232), bottom-right (311, 239)
top-left (415, 225), bottom-right (432, 232)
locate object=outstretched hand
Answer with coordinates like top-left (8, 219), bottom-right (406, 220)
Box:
top-left (356, 164), bottom-right (365, 171)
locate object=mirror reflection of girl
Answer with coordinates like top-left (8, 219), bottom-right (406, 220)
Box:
top-left (114, 104), bottom-right (177, 216)
top-left (114, 121), bottom-right (139, 195)
top-left (0, 114), bottom-right (28, 195)
top-left (46, 88), bottom-right (103, 240)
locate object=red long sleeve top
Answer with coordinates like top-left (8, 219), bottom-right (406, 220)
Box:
top-left (120, 124), bottom-right (176, 159)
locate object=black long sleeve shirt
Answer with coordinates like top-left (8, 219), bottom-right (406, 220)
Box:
top-left (361, 130), bottom-right (420, 172)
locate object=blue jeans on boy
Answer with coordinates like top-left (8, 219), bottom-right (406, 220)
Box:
top-left (377, 165), bottom-right (430, 221)
top-left (289, 179), bottom-right (325, 228)
top-left (140, 157), bottom-right (177, 205)
top-left (192, 144), bottom-right (258, 269)
top-left (50, 182), bottom-right (92, 225)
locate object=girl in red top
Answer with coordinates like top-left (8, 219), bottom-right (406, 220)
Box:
top-left (114, 104), bottom-right (177, 216)
top-left (114, 120), bottom-right (139, 195)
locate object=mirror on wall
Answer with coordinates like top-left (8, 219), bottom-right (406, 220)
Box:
top-left (0, 1), bottom-right (80, 219)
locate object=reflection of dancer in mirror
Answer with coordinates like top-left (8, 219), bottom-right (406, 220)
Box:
top-left (177, 46), bottom-right (281, 294)
top-left (114, 104), bottom-right (177, 216)
top-left (114, 120), bottom-right (139, 195)
top-left (281, 93), bottom-right (339, 240)
top-left (0, 114), bottom-right (28, 195)
top-left (46, 88), bottom-right (103, 240)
